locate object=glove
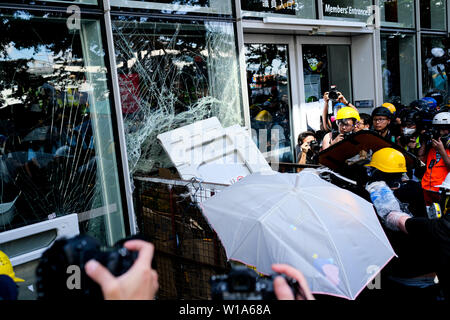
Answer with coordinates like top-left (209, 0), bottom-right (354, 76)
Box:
top-left (365, 181), bottom-right (401, 219)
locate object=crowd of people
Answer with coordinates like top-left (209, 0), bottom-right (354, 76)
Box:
top-left (296, 89), bottom-right (450, 301)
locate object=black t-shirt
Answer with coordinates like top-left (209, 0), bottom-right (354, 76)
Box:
top-left (405, 215), bottom-right (450, 300)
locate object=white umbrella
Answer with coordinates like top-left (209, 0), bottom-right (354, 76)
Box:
top-left (200, 169), bottom-right (396, 300)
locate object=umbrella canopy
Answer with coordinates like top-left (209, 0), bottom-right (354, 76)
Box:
top-left (200, 169), bottom-right (396, 300)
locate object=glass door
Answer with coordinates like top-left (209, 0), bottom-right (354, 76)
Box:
top-left (244, 35), bottom-right (298, 164)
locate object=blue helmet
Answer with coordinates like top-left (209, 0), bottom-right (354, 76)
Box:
top-left (421, 97), bottom-right (438, 111)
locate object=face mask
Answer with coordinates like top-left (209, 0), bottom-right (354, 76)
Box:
top-left (403, 127), bottom-right (415, 136)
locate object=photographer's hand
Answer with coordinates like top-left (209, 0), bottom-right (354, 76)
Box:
top-left (432, 138), bottom-right (446, 154)
top-left (272, 264), bottom-right (314, 300)
top-left (331, 134), bottom-right (344, 145)
top-left (85, 240), bottom-right (159, 300)
top-left (301, 141), bottom-right (311, 153)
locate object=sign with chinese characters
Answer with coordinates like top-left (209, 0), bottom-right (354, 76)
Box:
top-left (241, 0), bottom-right (299, 15)
top-left (323, 0), bottom-right (372, 21)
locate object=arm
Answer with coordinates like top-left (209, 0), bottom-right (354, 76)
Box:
top-left (321, 132), bottom-right (332, 151)
top-left (337, 92), bottom-right (357, 111)
top-left (432, 138), bottom-right (450, 170)
top-left (322, 92), bottom-right (331, 131)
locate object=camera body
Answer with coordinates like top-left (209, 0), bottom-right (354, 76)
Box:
top-left (36, 234), bottom-right (138, 300)
top-left (309, 140), bottom-right (321, 153)
top-left (210, 265), bottom-right (299, 300)
top-left (328, 85), bottom-right (339, 102)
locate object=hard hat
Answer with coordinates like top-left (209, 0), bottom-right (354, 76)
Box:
top-left (254, 110), bottom-right (272, 122)
top-left (409, 99), bottom-right (429, 111)
top-left (382, 102), bottom-right (396, 114)
top-left (435, 172), bottom-right (450, 189)
top-left (432, 112), bottom-right (450, 125)
top-left (0, 251), bottom-right (24, 283)
top-left (365, 148), bottom-right (407, 173)
top-left (421, 97), bottom-right (437, 111)
top-left (336, 106), bottom-right (360, 122)
top-left (371, 106), bottom-right (392, 118)
top-left (426, 89), bottom-right (445, 106)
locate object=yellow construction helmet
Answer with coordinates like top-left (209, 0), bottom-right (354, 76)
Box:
top-left (365, 148), bottom-right (407, 173)
top-left (382, 102), bottom-right (396, 114)
top-left (255, 110), bottom-right (273, 122)
top-left (0, 250), bottom-right (24, 283)
top-left (336, 107), bottom-right (360, 122)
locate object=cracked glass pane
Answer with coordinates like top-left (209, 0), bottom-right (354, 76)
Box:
top-left (110, 0), bottom-right (232, 15)
top-left (0, 9), bottom-right (126, 245)
top-left (113, 18), bottom-right (244, 176)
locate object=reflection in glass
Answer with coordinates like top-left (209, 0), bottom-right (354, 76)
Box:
top-left (302, 45), bottom-right (352, 104)
top-left (110, 0), bottom-right (232, 15)
top-left (241, 0), bottom-right (315, 19)
top-left (420, 0), bottom-right (447, 30)
top-left (421, 35), bottom-right (449, 97)
top-left (381, 33), bottom-right (417, 105)
top-left (380, 0), bottom-right (415, 28)
top-left (0, 10), bottom-right (125, 245)
top-left (35, 0), bottom-right (97, 4)
top-left (112, 18), bottom-right (243, 174)
top-left (245, 44), bottom-right (293, 163)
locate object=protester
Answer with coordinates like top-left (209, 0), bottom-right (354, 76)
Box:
top-left (371, 106), bottom-right (396, 143)
top-left (321, 91), bottom-right (357, 132)
top-left (418, 111), bottom-right (450, 205)
top-left (366, 178), bottom-right (450, 300)
top-left (321, 107), bottom-right (360, 150)
top-left (0, 250), bottom-right (24, 300)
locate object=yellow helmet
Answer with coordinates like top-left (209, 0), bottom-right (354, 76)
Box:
top-left (382, 102), bottom-right (396, 114)
top-left (336, 107), bottom-right (360, 122)
top-left (365, 148), bottom-right (407, 173)
top-left (0, 250), bottom-right (24, 283)
top-left (255, 110), bottom-right (272, 122)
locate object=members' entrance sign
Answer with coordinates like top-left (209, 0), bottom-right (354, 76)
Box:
top-left (323, 0), bottom-right (372, 21)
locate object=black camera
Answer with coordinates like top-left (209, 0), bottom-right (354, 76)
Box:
top-left (309, 140), bottom-right (321, 153)
top-left (328, 85), bottom-right (339, 102)
top-left (36, 234), bottom-right (138, 300)
top-left (210, 265), bottom-right (299, 300)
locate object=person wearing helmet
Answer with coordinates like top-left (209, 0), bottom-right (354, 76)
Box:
top-left (364, 149), bottom-right (442, 301)
top-left (418, 112), bottom-right (450, 205)
top-left (321, 106), bottom-right (360, 150)
top-left (366, 172), bottom-right (450, 301)
top-left (321, 91), bottom-right (357, 132)
top-left (0, 250), bottom-right (24, 300)
top-left (426, 89), bottom-right (445, 108)
top-left (397, 109), bottom-right (422, 160)
top-left (371, 106), bottom-right (396, 143)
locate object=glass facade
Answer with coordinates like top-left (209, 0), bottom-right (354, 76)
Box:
top-left (0, 9), bottom-right (127, 246)
top-left (381, 32), bottom-right (417, 105)
top-left (241, 0), bottom-right (316, 19)
top-left (245, 43), bottom-right (294, 163)
top-left (112, 17), bottom-right (244, 175)
top-left (380, 0), bottom-right (415, 29)
top-left (421, 34), bottom-right (449, 96)
top-left (420, 0), bottom-right (447, 30)
top-left (110, 0), bottom-right (232, 15)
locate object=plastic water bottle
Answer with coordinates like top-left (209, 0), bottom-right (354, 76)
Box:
top-left (366, 181), bottom-right (401, 219)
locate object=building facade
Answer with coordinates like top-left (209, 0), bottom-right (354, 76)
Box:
top-left (0, 0), bottom-right (449, 298)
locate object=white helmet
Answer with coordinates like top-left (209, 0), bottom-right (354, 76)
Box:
top-left (435, 172), bottom-right (450, 189)
top-left (432, 112), bottom-right (450, 125)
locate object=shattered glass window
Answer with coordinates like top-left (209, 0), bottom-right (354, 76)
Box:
top-left (110, 0), bottom-right (232, 15)
top-left (0, 9), bottom-right (127, 246)
top-left (112, 18), bottom-right (244, 175)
